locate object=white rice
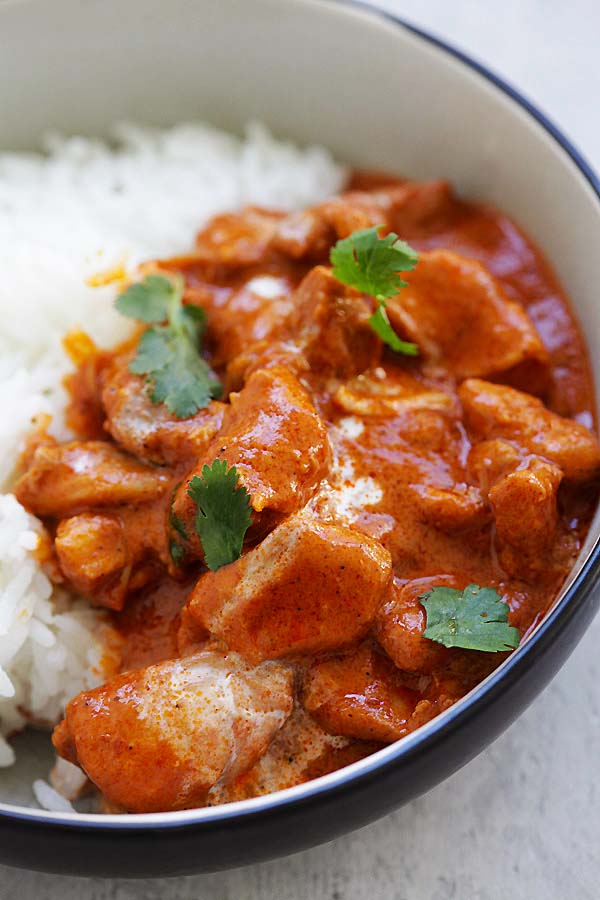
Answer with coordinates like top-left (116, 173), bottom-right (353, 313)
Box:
top-left (0, 496), bottom-right (112, 766)
top-left (0, 122), bottom-right (345, 771)
top-left (33, 779), bottom-right (76, 814)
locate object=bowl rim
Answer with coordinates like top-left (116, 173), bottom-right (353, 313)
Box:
top-left (1, 0), bottom-right (600, 832)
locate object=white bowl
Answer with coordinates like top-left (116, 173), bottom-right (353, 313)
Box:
top-left (0, 0), bottom-right (599, 877)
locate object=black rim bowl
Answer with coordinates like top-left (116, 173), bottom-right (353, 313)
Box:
top-left (1, 3), bottom-right (599, 878)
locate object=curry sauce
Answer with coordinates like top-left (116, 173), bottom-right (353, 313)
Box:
top-left (15, 173), bottom-right (600, 812)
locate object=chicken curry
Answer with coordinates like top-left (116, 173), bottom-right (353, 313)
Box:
top-left (15, 172), bottom-right (600, 813)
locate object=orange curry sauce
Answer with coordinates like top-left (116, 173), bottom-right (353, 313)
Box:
top-left (15, 172), bottom-right (600, 812)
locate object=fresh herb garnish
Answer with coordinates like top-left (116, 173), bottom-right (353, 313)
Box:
top-left (420, 584), bottom-right (520, 653)
top-left (330, 226), bottom-right (419, 355)
top-left (168, 492), bottom-right (189, 565)
top-left (116, 274), bottom-right (177, 323)
top-left (169, 499), bottom-right (189, 542)
top-left (115, 274), bottom-right (221, 418)
top-left (169, 540), bottom-right (186, 566)
top-left (187, 459), bottom-right (252, 571)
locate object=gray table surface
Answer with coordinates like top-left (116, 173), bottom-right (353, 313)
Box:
top-left (2, 1), bottom-right (599, 897)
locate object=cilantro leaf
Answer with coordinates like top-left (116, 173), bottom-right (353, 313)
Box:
top-left (187, 459), bottom-right (252, 571)
top-left (137, 321), bottom-right (220, 418)
top-left (369, 305), bottom-right (419, 356)
top-left (169, 503), bottom-right (189, 542)
top-left (168, 490), bottom-right (189, 566)
top-left (421, 584), bottom-right (520, 652)
top-left (330, 226), bottom-right (419, 354)
top-left (331, 227), bottom-right (418, 298)
top-left (115, 274), bottom-right (176, 323)
top-left (116, 274), bottom-right (222, 418)
top-left (169, 539), bottom-right (186, 565)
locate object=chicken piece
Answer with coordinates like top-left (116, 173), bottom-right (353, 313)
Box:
top-left (386, 180), bottom-right (456, 237)
top-left (193, 207), bottom-right (284, 266)
top-left (459, 379), bottom-right (600, 483)
top-left (272, 181), bottom-right (454, 260)
top-left (204, 272), bottom-right (297, 367)
top-left (302, 643), bottom-right (419, 742)
top-left (55, 514), bottom-right (129, 609)
top-left (172, 366), bottom-right (331, 553)
top-left (14, 441), bottom-right (171, 518)
top-left (273, 192), bottom-right (383, 260)
top-left (489, 458), bottom-right (563, 578)
top-left (223, 337), bottom-right (308, 394)
top-left (101, 352), bottom-right (226, 465)
top-left (330, 373), bottom-right (488, 536)
top-left (467, 439), bottom-right (523, 496)
top-left (185, 513), bottom-right (392, 663)
top-left (53, 650), bottom-right (293, 813)
top-left (208, 705), bottom-right (375, 804)
top-left (387, 250), bottom-right (548, 383)
top-left (287, 266), bottom-right (381, 380)
top-left (333, 369), bottom-right (457, 418)
top-left (374, 578), bottom-right (453, 675)
top-left (413, 483), bottom-right (489, 534)
top-left (54, 508), bottom-right (167, 612)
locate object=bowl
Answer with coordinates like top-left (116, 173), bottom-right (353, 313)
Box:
top-left (1, 0), bottom-right (599, 878)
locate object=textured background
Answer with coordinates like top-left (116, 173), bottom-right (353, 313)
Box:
top-left (2, 0), bottom-right (599, 897)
